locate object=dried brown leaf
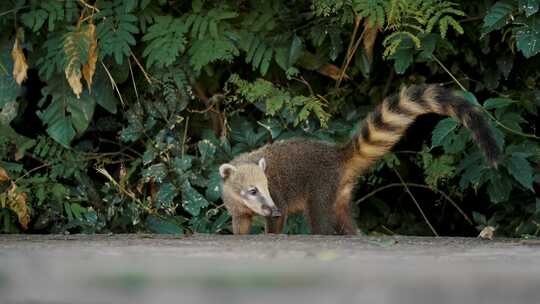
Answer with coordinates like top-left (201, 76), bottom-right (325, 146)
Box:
top-left (478, 226), bottom-right (495, 240)
top-left (0, 167), bottom-right (10, 182)
top-left (82, 23), bottom-right (98, 92)
top-left (7, 183), bottom-right (30, 230)
top-left (11, 37), bottom-right (28, 85)
top-left (317, 64), bottom-right (349, 80)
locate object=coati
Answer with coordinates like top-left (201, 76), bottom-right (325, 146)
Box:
top-left (219, 85), bottom-right (501, 235)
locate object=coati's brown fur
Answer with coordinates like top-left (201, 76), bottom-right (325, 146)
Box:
top-left (220, 85), bottom-right (501, 235)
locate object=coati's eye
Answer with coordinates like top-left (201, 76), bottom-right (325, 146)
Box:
top-left (247, 187), bottom-right (258, 195)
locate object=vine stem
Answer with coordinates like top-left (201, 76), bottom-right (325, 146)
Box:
top-left (433, 55), bottom-right (540, 140)
top-left (393, 169), bottom-right (439, 236)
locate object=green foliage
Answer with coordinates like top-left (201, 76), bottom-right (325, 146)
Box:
top-left (482, 0), bottom-right (540, 58)
top-left (142, 16), bottom-right (187, 68)
top-left (0, 0), bottom-right (538, 237)
top-left (95, 1), bottom-right (139, 64)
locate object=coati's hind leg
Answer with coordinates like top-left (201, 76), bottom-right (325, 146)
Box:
top-left (334, 184), bottom-right (357, 235)
top-left (335, 202), bottom-right (356, 235)
top-left (306, 197), bottom-right (340, 235)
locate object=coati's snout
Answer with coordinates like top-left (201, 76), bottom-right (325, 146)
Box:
top-left (219, 158), bottom-right (281, 217)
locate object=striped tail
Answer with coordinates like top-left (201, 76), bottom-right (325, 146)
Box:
top-left (347, 84), bottom-right (501, 168)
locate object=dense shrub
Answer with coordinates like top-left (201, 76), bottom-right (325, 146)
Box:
top-left (0, 0), bottom-right (538, 236)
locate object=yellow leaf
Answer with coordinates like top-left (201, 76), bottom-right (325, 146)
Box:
top-left (64, 27), bottom-right (84, 98)
top-left (0, 167), bottom-right (10, 182)
top-left (7, 182), bottom-right (30, 230)
top-left (65, 67), bottom-right (83, 98)
top-left (11, 36), bottom-right (28, 85)
top-left (82, 23), bottom-right (98, 92)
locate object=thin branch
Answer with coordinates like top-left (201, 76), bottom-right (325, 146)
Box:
top-left (393, 169), bottom-right (439, 236)
top-left (0, 5), bottom-right (29, 17)
top-left (181, 116), bottom-right (189, 157)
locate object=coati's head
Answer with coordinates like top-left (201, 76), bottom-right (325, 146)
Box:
top-left (219, 158), bottom-right (281, 217)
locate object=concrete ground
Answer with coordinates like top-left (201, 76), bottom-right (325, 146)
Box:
top-left (1, 234), bottom-right (539, 304)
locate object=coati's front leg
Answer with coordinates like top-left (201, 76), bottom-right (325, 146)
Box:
top-left (265, 215), bottom-right (286, 234)
top-left (232, 214), bottom-right (253, 234)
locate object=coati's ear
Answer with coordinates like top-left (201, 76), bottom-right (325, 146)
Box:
top-left (258, 158), bottom-right (266, 171)
top-left (219, 164), bottom-right (236, 179)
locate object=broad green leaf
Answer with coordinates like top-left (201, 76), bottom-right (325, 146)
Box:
top-left (92, 66), bottom-right (118, 114)
top-left (205, 171), bottom-right (222, 202)
top-left (482, 1), bottom-right (514, 34)
top-left (389, 45), bottom-right (414, 74)
top-left (456, 91), bottom-right (481, 106)
top-left (459, 152), bottom-right (485, 190)
top-left (505, 154), bottom-right (534, 191)
top-left (181, 182), bottom-right (209, 216)
top-left (67, 93), bottom-right (95, 134)
top-left (156, 182), bottom-right (177, 208)
top-left (431, 118), bottom-right (459, 148)
top-left (514, 15), bottom-right (540, 58)
top-left (472, 211), bottom-right (487, 225)
top-left (198, 139), bottom-right (217, 162)
top-left (146, 215), bottom-right (183, 234)
top-left (46, 118), bottom-right (76, 148)
top-left (288, 34), bottom-right (303, 66)
top-left (518, 0), bottom-right (539, 16)
top-left (142, 163), bottom-right (168, 182)
top-left (483, 97), bottom-right (517, 110)
top-left (487, 170), bottom-right (513, 203)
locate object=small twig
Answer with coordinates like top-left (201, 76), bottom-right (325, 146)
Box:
top-left (100, 61), bottom-right (125, 106)
top-left (128, 58), bottom-right (140, 104)
top-left (14, 164), bottom-right (51, 183)
top-left (393, 169), bottom-right (439, 236)
top-left (130, 51), bottom-right (153, 84)
top-left (292, 76), bottom-right (315, 96)
top-left (96, 137), bottom-right (143, 157)
top-left (78, 0), bottom-right (100, 12)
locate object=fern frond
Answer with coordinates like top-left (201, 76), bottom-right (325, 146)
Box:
top-left (188, 36), bottom-right (239, 71)
top-left (142, 16), bottom-right (187, 68)
top-left (96, 3), bottom-right (139, 64)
